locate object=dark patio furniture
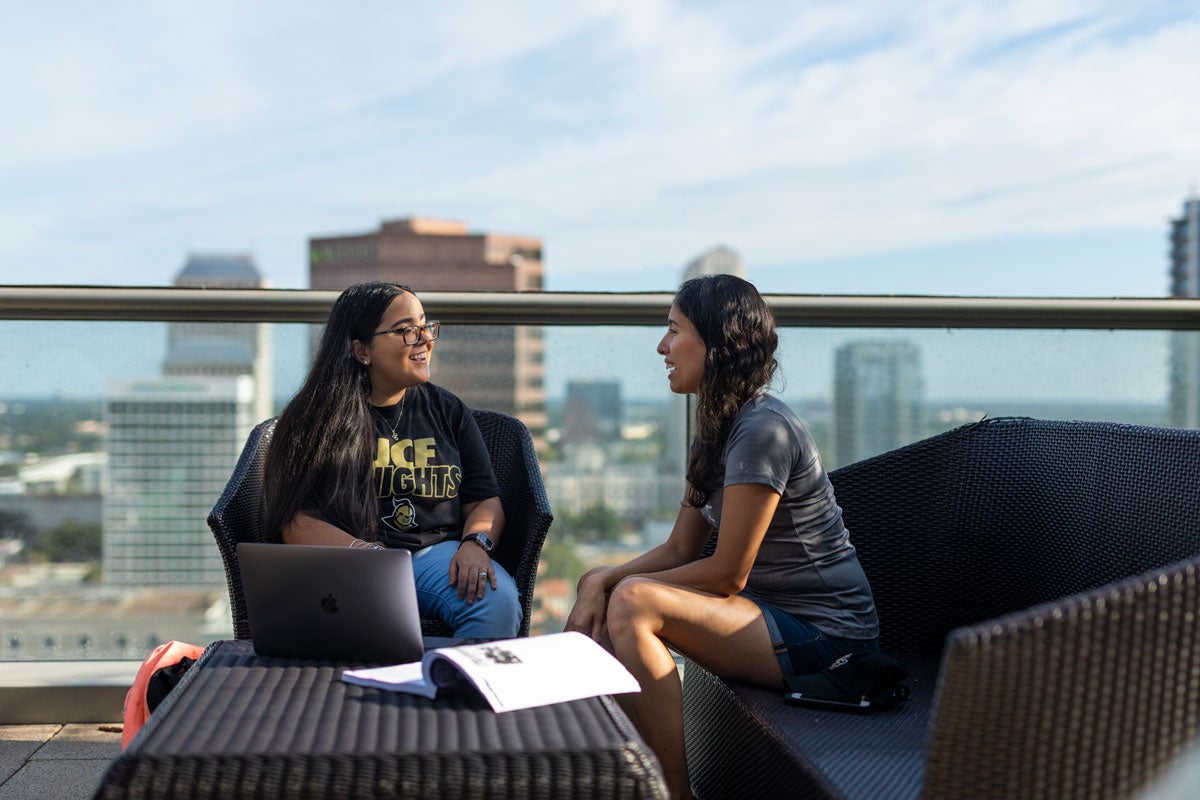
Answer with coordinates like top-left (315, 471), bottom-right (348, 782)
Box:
top-left (95, 639), bottom-right (668, 799)
top-left (683, 417), bottom-right (1200, 800)
top-left (208, 409), bottom-right (552, 639)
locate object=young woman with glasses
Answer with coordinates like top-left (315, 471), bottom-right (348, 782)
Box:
top-left (565, 274), bottom-right (880, 800)
top-left (263, 281), bottom-right (520, 637)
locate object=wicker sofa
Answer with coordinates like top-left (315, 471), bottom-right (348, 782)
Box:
top-left (683, 417), bottom-right (1200, 800)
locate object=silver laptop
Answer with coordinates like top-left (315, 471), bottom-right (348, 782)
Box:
top-left (237, 542), bottom-right (424, 664)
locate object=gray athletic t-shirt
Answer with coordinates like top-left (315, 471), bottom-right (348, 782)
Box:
top-left (700, 394), bottom-right (880, 640)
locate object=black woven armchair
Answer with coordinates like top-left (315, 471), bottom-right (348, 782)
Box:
top-left (683, 417), bottom-right (1200, 800)
top-left (208, 409), bottom-right (552, 640)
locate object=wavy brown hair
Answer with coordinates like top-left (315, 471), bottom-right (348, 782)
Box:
top-left (675, 275), bottom-right (779, 507)
top-left (263, 281), bottom-right (415, 542)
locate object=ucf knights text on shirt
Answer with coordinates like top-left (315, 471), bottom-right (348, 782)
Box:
top-left (370, 382), bottom-right (500, 552)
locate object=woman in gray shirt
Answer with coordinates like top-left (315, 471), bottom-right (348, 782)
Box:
top-left (565, 274), bottom-right (879, 800)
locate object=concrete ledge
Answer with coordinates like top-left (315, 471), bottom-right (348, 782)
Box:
top-left (0, 662), bottom-right (136, 724)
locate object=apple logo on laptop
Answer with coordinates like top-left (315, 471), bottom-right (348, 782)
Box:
top-left (320, 593), bottom-right (339, 614)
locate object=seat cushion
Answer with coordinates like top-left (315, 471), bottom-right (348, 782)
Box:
top-left (684, 653), bottom-right (940, 800)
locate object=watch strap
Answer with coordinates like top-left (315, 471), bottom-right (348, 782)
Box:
top-left (461, 532), bottom-right (494, 553)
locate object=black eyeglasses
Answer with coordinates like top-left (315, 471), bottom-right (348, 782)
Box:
top-left (370, 320), bottom-right (440, 345)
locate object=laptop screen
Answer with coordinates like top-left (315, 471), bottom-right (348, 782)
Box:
top-left (237, 543), bottom-right (424, 664)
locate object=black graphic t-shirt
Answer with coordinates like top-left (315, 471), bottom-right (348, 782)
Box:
top-left (370, 382), bottom-right (500, 551)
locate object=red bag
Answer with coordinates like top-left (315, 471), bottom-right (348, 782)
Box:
top-left (122, 641), bottom-right (205, 749)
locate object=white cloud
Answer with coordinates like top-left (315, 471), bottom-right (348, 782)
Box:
top-left (0, 1), bottom-right (1196, 291)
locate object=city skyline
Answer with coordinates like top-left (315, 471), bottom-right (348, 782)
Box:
top-left (1, 3), bottom-right (1197, 297)
top-left (0, 314), bottom-right (1178, 406)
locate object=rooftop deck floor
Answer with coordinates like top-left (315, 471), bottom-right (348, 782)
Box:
top-left (5, 720), bottom-right (1200, 799)
top-left (0, 723), bottom-right (121, 800)
top-left (0, 659), bottom-right (132, 797)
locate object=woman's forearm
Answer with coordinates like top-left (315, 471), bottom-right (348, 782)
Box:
top-left (601, 484), bottom-right (781, 597)
top-left (635, 558), bottom-right (743, 596)
top-left (584, 503), bottom-right (712, 592)
top-left (642, 483), bottom-right (783, 596)
top-left (461, 496), bottom-right (505, 544)
top-left (610, 544), bottom-right (682, 587)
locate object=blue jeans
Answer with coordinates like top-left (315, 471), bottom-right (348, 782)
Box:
top-left (757, 602), bottom-right (879, 676)
top-left (412, 540), bottom-right (521, 638)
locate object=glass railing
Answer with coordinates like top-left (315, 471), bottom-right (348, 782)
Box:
top-left (2, 287), bottom-right (1198, 662)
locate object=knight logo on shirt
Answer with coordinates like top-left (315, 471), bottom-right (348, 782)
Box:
top-left (381, 497), bottom-right (418, 532)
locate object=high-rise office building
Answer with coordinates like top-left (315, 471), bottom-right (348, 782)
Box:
top-left (103, 376), bottom-right (256, 586)
top-left (833, 340), bottom-right (924, 468)
top-left (164, 254), bottom-right (273, 423)
top-left (562, 380), bottom-right (622, 444)
top-left (309, 217), bottom-right (546, 446)
top-left (681, 245), bottom-right (746, 282)
top-left (102, 253), bottom-right (270, 588)
top-left (1169, 195), bottom-right (1200, 429)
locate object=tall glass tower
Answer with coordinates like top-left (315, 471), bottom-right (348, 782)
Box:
top-left (833, 340), bottom-right (925, 469)
top-left (1169, 196), bottom-right (1200, 429)
top-left (164, 254), bottom-right (273, 424)
top-left (103, 376), bottom-right (256, 586)
top-left (102, 254), bottom-right (268, 587)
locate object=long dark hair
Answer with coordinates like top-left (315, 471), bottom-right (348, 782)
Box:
top-left (263, 281), bottom-right (415, 542)
top-left (676, 275), bottom-right (779, 507)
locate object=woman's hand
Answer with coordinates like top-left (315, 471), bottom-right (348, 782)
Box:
top-left (564, 567), bottom-right (613, 641)
top-left (449, 540), bottom-right (496, 603)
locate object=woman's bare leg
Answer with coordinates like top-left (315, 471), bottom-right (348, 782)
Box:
top-left (605, 577), bottom-right (783, 800)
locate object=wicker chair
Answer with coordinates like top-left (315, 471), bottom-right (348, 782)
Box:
top-left (683, 417), bottom-right (1200, 800)
top-left (208, 409), bottom-right (552, 640)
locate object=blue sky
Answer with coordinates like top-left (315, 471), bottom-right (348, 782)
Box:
top-left (1, 1), bottom-right (1197, 296)
top-left (1, 2), bottom-right (1198, 406)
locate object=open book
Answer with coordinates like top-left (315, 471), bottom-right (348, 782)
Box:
top-left (341, 631), bottom-right (640, 713)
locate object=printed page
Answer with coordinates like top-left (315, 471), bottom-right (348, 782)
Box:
top-left (341, 661), bottom-right (438, 698)
top-left (430, 631), bottom-right (640, 712)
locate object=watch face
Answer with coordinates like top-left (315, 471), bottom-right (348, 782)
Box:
top-left (469, 533), bottom-right (494, 552)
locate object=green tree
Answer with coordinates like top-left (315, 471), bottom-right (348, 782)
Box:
top-left (538, 536), bottom-right (586, 583)
top-left (556, 503), bottom-right (623, 543)
top-left (28, 519), bottom-right (101, 562)
top-left (82, 562), bottom-right (103, 584)
top-left (0, 509), bottom-right (35, 543)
